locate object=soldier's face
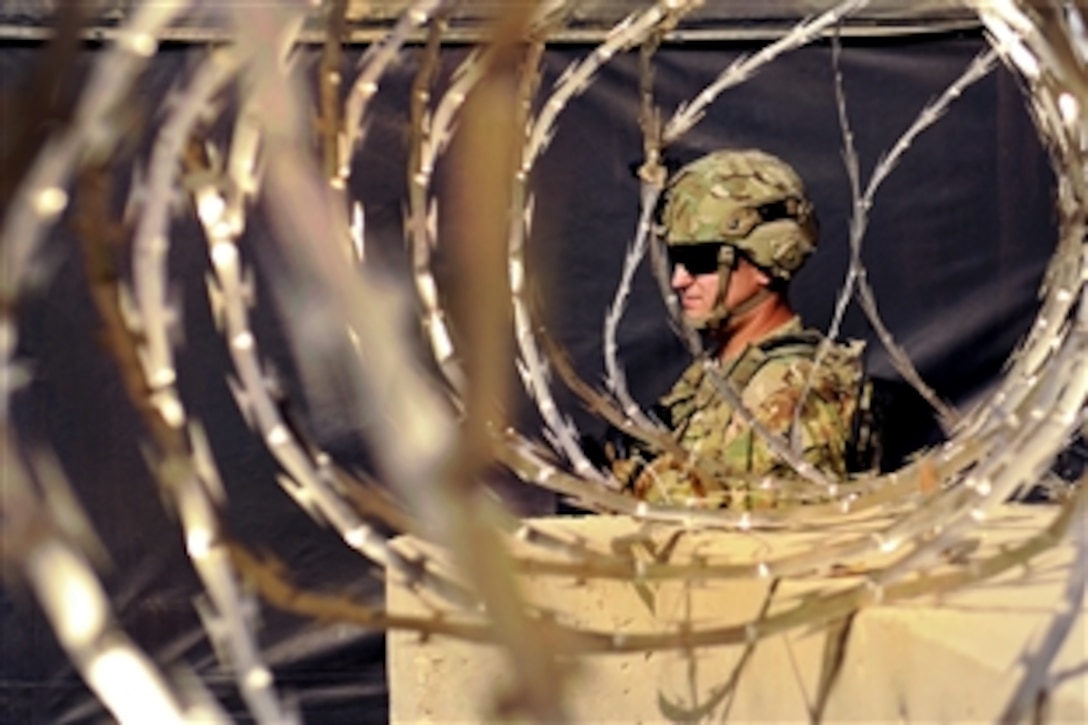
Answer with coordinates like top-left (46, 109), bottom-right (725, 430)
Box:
top-left (671, 254), bottom-right (766, 325)
top-left (671, 259), bottom-right (720, 322)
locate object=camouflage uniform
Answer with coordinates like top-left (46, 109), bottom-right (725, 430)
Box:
top-left (627, 318), bottom-right (864, 508)
top-left (614, 149), bottom-right (865, 508)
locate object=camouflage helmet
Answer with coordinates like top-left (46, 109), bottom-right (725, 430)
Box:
top-left (661, 149), bottom-right (817, 280)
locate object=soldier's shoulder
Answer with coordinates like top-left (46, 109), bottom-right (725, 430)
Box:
top-left (742, 354), bottom-right (809, 401)
top-left (761, 328), bottom-right (865, 373)
top-left (742, 334), bottom-right (864, 402)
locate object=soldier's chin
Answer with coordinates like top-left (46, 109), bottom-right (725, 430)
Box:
top-left (682, 311), bottom-right (712, 330)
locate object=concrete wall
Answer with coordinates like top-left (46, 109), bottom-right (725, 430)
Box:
top-left (388, 508), bottom-right (1087, 722)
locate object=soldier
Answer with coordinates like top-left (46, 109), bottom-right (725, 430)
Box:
top-left (614, 149), bottom-right (867, 508)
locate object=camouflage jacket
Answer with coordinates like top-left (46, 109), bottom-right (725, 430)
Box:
top-left (622, 318), bottom-right (864, 508)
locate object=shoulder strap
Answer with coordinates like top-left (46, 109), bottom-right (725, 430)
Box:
top-left (728, 331), bottom-right (822, 390)
top-left (758, 330), bottom-right (823, 358)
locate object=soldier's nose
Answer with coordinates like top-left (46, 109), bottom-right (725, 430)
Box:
top-left (671, 263), bottom-right (693, 289)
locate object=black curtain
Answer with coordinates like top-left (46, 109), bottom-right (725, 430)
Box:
top-left (0, 28), bottom-right (1055, 722)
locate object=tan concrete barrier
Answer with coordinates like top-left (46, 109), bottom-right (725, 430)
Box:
top-left (388, 507), bottom-right (1087, 722)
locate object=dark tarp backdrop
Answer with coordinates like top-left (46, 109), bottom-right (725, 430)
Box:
top-left (0, 27), bottom-right (1056, 723)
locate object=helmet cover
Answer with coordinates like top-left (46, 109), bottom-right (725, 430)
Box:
top-left (661, 149), bottom-right (817, 280)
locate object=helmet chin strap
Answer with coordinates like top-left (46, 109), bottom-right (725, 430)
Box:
top-left (688, 245), bottom-right (775, 332)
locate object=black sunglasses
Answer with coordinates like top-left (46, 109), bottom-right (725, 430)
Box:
top-left (665, 199), bottom-right (801, 275)
top-left (667, 243), bottom-right (728, 275)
